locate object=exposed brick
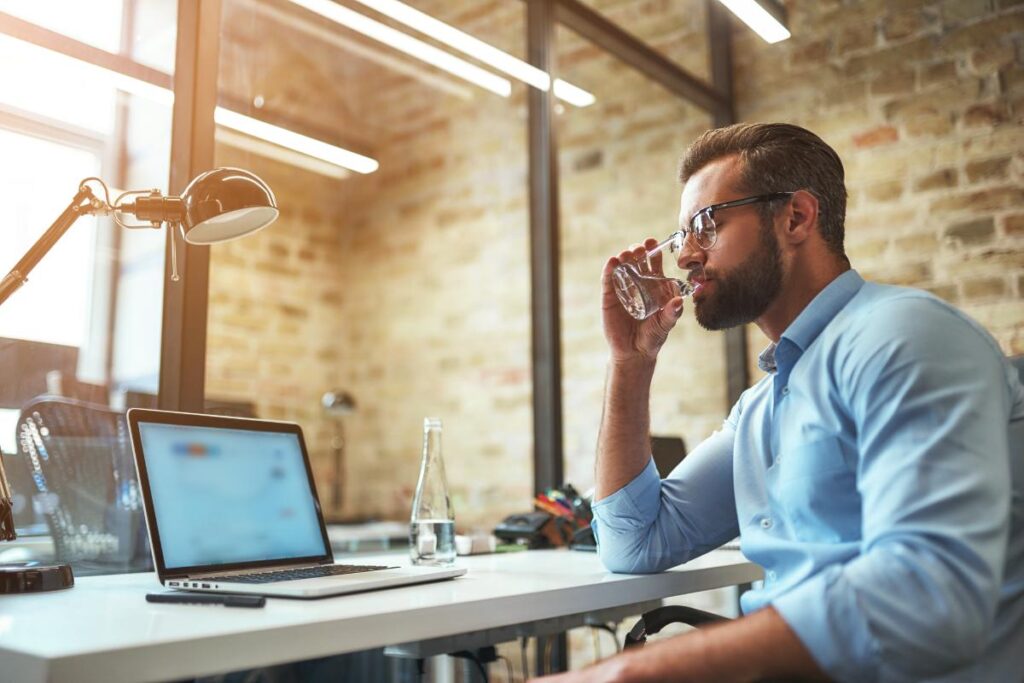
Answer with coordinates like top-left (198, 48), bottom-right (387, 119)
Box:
top-left (926, 284), bottom-right (958, 302)
top-left (866, 179), bottom-right (904, 201)
top-left (963, 276), bottom-right (1007, 299)
top-left (931, 188), bottom-right (1024, 212)
top-left (852, 125), bottom-right (899, 147)
top-left (941, 0), bottom-right (994, 24)
top-left (940, 12), bottom-right (1024, 52)
top-left (837, 23), bottom-right (878, 55)
top-left (921, 60), bottom-right (958, 87)
top-left (893, 233), bottom-right (940, 255)
top-left (944, 217), bottom-right (997, 244)
top-left (844, 37), bottom-right (937, 77)
top-left (870, 68), bottom-right (916, 96)
top-left (790, 39), bottom-right (831, 65)
top-left (965, 156), bottom-right (1011, 182)
top-left (1005, 214), bottom-right (1024, 236)
top-left (970, 44), bottom-right (1017, 72)
top-left (914, 168), bottom-right (958, 191)
top-left (905, 112), bottom-right (954, 137)
top-left (882, 9), bottom-right (929, 41)
top-left (964, 102), bottom-right (1010, 126)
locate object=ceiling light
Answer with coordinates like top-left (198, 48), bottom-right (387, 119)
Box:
top-left (350, 0), bottom-right (596, 107)
top-left (717, 0), bottom-right (790, 44)
top-left (287, 0), bottom-right (512, 97)
top-left (215, 108), bottom-right (378, 174)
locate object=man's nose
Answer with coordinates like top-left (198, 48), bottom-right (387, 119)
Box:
top-left (677, 232), bottom-right (706, 268)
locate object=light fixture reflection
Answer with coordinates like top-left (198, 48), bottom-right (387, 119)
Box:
top-left (350, 0), bottom-right (595, 107)
top-left (717, 0), bottom-right (791, 44)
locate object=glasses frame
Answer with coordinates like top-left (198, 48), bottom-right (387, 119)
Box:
top-left (684, 191), bottom-right (795, 249)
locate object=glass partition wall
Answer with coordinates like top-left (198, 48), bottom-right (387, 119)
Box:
top-left (206, 0), bottom-right (534, 527)
top-left (555, 15), bottom-right (724, 492)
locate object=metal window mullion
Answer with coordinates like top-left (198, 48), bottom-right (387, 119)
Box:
top-left (159, 0), bottom-right (221, 412)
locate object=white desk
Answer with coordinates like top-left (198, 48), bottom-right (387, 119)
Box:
top-left (0, 549), bottom-right (761, 683)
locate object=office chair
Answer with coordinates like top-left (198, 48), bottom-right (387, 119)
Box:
top-left (15, 396), bottom-right (151, 575)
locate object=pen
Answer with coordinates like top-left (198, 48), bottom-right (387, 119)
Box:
top-left (146, 592), bottom-right (266, 608)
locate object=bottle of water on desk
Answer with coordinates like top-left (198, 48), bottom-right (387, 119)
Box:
top-left (410, 418), bottom-right (456, 566)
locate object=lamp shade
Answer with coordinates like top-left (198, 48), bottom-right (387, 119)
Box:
top-left (180, 168), bottom-right (279, 244)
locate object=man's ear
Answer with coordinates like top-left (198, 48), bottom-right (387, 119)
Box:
top-left (783, 190), bottom-right (819, 245)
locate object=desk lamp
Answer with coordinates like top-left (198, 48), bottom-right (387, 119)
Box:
top-left (0, 167), bottom-right (278, 593)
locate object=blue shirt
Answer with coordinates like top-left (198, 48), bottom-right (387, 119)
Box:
top-left (592, 270), bottom-right (1024, 682)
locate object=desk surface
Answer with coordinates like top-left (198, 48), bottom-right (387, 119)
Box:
top-left (0, 549), bottom-right (761, 683)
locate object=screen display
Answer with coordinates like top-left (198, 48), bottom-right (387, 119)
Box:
top-left (137, 422), bottom-right (327, 570)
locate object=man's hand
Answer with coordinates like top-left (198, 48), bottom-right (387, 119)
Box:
top-left (603, 237), bottom-right (684, 366)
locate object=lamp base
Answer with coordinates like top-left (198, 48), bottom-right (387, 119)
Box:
top-left (0, 562), bottom-right (74, 594)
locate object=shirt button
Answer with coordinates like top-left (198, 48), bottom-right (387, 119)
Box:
top-left (760, 517), bottom-right (773, 530)
top-left (781, 386), bottom-right (790, 396)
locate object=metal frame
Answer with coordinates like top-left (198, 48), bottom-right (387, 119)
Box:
top-left (160, 0), bottom-right (222, 412)
top-left (525, 0), bottom-right (741, 502)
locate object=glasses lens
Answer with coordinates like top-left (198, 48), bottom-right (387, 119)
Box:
top-left (693, 212), bottom-right (715, 249)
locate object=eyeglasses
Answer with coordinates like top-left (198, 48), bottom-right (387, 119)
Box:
top-left (683, 192), bottom-right (794, 250)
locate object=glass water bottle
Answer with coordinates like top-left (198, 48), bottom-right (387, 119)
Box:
top-left (409, 418), bottom-right (456, 566)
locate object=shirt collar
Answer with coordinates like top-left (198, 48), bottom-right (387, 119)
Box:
top-left (758, 270), bottom-right (865, 374)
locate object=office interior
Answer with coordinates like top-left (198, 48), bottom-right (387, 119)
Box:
top-left (0, 0), bottom-right (1021, 680)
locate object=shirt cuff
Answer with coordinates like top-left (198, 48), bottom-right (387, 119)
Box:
top-left (591, 457), bottom-right (661, 530)
top-left (771, 565), bottom-right (880, 683)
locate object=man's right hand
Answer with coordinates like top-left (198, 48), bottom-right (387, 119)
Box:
top-left (602, 238), bottom-right (684, 366)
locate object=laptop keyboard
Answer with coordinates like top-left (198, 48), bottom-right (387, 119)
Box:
top-left (216, 564), bottom-right (394, 584)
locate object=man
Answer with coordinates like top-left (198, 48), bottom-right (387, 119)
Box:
top-left (537, 123), bottom-right (1024, 682)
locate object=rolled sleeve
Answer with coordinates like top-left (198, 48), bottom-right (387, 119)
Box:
top-left (593, 425), bottom-right (738, 574)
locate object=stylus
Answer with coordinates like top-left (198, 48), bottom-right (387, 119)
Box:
top-left (146, 592), bottom-right (266, 608)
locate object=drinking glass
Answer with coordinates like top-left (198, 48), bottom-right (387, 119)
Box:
top-left (612, 231), bottom-right (704, 320)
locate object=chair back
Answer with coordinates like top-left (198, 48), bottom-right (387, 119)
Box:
top-left (16, 396), bottom-right (151, 575)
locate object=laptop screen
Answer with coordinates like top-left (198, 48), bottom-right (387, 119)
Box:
top-left (137, 421), bottom-right (329, 570)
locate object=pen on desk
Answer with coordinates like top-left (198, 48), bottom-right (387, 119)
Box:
top-left (146, 592), bottom-right (266, 608)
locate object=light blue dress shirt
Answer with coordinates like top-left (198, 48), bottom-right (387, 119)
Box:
top-left (592, 270), bottom-right (1024, 682)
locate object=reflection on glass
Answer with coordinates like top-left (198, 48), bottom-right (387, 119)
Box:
top-left (207, 0), bottom-right (532, 530)
top-left (0, 2), bottom-right (176, 577)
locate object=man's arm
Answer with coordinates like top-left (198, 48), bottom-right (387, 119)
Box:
top-left (771, 297), bottom-right (1014, 681)
top-left (595, 357), bottom-right (657, 500)
top-left (533, 606), bottom-right (829, 683)
top-left (595, 248), bottom-right (684, 501)
top-left (592, 251), bottom-right (739, 573)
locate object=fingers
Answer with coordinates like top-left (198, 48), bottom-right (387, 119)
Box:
top-left (615, 247), bottom-right (644, 274)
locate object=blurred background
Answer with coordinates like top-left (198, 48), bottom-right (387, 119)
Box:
top-left (0, 0), bottom-right (1021, 674)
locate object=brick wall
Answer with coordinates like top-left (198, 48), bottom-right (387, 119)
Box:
top-left (204, 0), bottom-right (1024, 531)
top-left (733, 0), bottom-right (1024, 367)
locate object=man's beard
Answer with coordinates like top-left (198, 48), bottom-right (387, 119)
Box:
top-left (694, 219), bottom-right (783, 331)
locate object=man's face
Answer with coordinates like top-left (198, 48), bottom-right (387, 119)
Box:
top-left (677, 156), bottom-right (784, 331)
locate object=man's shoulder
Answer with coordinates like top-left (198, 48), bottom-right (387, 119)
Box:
top-left (835, 280), bottom-right (988, 343)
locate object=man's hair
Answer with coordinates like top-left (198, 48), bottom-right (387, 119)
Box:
top-left (679, 122), bottom-right (848, 260)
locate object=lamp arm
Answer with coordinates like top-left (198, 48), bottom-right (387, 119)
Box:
top-left (0, 184), bottom-right (100, 307)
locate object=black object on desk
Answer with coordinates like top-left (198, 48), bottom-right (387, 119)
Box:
top-left (147, 592), bottom-right (266, 608)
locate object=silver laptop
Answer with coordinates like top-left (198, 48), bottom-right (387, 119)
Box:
top-left (127, 408), bottom-right (465, 598)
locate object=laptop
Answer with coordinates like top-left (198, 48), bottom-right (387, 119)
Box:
top-left (127, 408), bottom-right (465, 598)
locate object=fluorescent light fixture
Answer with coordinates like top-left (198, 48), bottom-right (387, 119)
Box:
top-left (216, 128), bottom-right (350, 179)
top-left (214, 107), bottom-right (378, 174)
top-left (287, 0), bottom-right (512, 97)
top-left (0, 33), bottom-right (378, 176)
top-left (553, 79), bottom-right (596, 108)
top-left (717, 0), bottom-right (790, 44)
top-left (350, 0), bottom-right (596, 107)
